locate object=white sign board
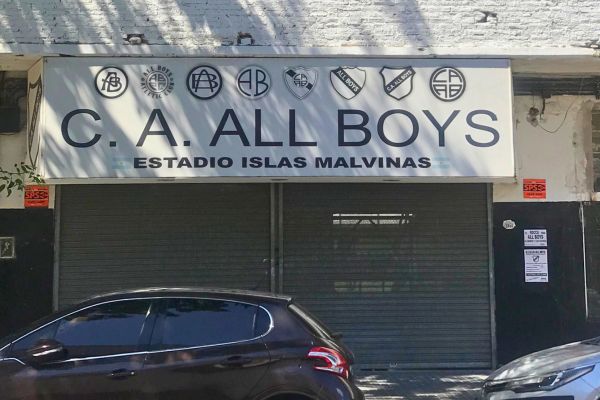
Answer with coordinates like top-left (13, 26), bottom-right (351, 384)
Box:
top-left (524, 249), bottom-right (549, 283)
top-left (39, 58), bottom-right (514, 180)
top-left (524, 229), bottom-right (547, 247)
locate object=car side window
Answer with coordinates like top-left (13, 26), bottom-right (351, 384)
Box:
top-left (53, 299), bottom-right (152, 358)
top-left (10, 321), bottom-right (60, 359)
top-left (154, 298), bottom-right (259, 349)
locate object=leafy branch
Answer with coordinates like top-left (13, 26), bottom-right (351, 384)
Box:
top-left (0, 162), bottom-right (45, 197)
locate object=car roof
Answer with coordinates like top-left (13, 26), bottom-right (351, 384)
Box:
top-left (83, 287), bottom-right (293, 306)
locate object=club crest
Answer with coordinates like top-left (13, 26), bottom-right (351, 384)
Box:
top-left (380, 67), bottom-right (415, 101)
top-left (430, 67), bottom-right (466, 101)
top-left (330, 67), bottom-right (366, 99)
top-left (283, 67), bottom-right (318, 99)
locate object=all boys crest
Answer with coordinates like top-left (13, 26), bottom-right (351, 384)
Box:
top-left (284, 67), bottom-right (317, 99)
top-left (380, 67), bottom-right (415, 101)
top-left (330, 67), bottom-right (366, 100)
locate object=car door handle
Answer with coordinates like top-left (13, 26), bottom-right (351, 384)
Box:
top-left (222, 355), bottom-right (253, 367)
top-left (107, 368), bottom-right (136, 380)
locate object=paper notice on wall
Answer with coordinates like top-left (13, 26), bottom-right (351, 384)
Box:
top-left (524, 229), bottom-right (547, 247)
top-left (524, 249), bottom-right (548, 283)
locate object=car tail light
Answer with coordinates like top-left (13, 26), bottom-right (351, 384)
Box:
top-left (307, 346), bottom-right (350, 379)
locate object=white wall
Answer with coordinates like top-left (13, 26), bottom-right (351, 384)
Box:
top-left (0, 69), bottom-right (54, 209)
top-left (493, 95), bottom-right (597, 203)
top-left (0, 0), bottom-right (597, 50)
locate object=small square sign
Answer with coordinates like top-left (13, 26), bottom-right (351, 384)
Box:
top-left (523, 179), bottom-right (546, 199)
top-left (24, 185), bottom-right (49, 208)
top-left (0, 237), bottom-right (16, 259)
top-left (524, 229), bottom-right (547, 247)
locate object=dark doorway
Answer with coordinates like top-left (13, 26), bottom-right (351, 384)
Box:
top-left (0, 209), bottom-right (54, 338)
top-left (494, 202), bottom-right (586, 365)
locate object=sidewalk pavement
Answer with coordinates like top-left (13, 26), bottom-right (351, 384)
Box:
top-left (356, 370), bottom-right (491, 400)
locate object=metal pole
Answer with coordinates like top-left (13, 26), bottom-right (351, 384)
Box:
top-left (580, 202), bottom-right (589, 319)
top-left (487, 183), bottom-right (498, 369)
top-left (52, 185), bottom-right (61, 311)
top-left (278, 184), bottom-right (284, 294)
top-left (270, 183), bottom-right (276, 293)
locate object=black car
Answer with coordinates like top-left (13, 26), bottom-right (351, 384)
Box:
top-left (0, 287), bottom-right (364, 400)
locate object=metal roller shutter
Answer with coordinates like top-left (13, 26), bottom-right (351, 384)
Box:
top-left (59, 184), bottom-right (271, 308)
top-left (282, 183), bottom-right (491, 369)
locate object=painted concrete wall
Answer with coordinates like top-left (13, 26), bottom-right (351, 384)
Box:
top-left (0, 68), bottom-right (54, 209)
top-left (0, 0), bottom-right (597, 50)
top-left (493, 96), bottom-right (597, 203)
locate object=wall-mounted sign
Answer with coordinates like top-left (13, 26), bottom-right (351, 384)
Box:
top-left (523, 178), bottom-right (546, 199)
top-left (38, 58), bottom-right (514, 180)
top-left (0, 237), bottom-right (16, 260)
top-left (24, 185), bottom-right (49, 208)
top-left (524, 229), bottom-right (547, 247)
top-left (524, 249), bottom-right (548, 283)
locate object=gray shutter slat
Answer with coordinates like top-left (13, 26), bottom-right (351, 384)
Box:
top-left (282, 183), bottom-right (490, 369)
top-left (59, 184), bottom-right (271, 307)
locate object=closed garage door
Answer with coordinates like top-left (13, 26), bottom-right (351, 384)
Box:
top-left (59, 182), bottom-right (491, 368)
top-left (59, 184), bottom-right (271, 307)
top-left (282, 184), bottom-right (491, 368)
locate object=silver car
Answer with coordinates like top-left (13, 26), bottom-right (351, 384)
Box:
top-left (482, 338), bottom-right (600, 400)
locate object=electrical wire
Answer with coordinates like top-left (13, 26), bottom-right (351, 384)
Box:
top-left (537, 77), bottom-right (585, 134)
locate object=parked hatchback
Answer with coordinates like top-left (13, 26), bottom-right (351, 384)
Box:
top-left (0, 288), bottom-right (364, 400)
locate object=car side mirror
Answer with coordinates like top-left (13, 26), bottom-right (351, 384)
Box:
top-left (26, 339), bottom-right (67, 366)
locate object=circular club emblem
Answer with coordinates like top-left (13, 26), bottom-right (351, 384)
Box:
top-left (186, 65), bottom-right (222, 100)
top-left (141, 66), bottom-right (174, 98)
top-left (237, 66), bottom-right (271, 99)
top-left (429, 67), bottom-right (466, 101)
top-left (95, 66), bottom-right (128, 99)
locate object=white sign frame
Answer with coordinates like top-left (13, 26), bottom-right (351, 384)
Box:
top-left (39, 57), bottom-right (515, 182)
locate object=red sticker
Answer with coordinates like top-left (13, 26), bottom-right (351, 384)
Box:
top-left (523, 179), bottom-right (546, 199)
top-left (24, 185), bottom-right (49, 208)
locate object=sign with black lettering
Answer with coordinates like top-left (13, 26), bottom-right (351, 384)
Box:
top-left (524, 249), bottom-right (549, 283)
top-left (524, 229), bottom-right (547, 247)
top-left (38, 58), bottom-right (514, 180)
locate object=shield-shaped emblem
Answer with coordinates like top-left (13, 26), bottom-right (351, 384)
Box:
top-left (380, 67), bottom-right (415, 101)
top-left (284, 67), bottom-right (318, 99)
top-left (330, 67), bottom-right (366, 99)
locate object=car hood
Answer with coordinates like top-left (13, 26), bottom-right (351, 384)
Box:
top-left (489, 340), bottom-right (600, 381)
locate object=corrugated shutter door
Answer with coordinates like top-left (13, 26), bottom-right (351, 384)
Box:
top-left (283, 184), bottom-right (490, 368)
top-left (59, 184), bottom-right (271, 308)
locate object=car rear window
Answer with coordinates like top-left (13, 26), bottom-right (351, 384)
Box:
top-left (155, 298), bottom-right (259, 349)
top-left (288, 302), bottom-right (334, 339)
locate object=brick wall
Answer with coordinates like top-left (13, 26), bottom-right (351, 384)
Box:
top-left (0, 0), bottom-right (597, 49)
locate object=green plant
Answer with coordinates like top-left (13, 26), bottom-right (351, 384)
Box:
top-left (0, 162), bottom-right (44, 196)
